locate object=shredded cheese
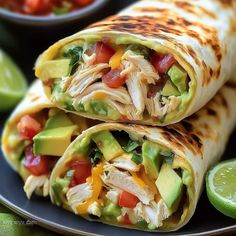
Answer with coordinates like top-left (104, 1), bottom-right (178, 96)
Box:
top-left (131, 172), bottom-right (146, 189)
top-left (140, 168), bottom-right (158, 194)
top-left (93, 91), bottom-right (107, 100)
top-left (76, 163), bottom-right (104, 214)
top-left (109, 48), bottom-right (124, 69)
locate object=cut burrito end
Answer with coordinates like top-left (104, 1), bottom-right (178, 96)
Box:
top-left (35, 0), bottom-right (236, 126)
top-left (1, 80), bottom-right (89, 199)
top-left (50, 123), bottom-right (195, 231)
top-left (35, 35), bottom-right (195, 126)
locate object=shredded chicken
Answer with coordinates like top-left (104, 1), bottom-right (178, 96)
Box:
top-left (112, 153), bottom-right (140, 172)
top-left (66, 182), bottom-right (92, 214)
top-left (146, 92), bottom-right (168, 118)
top-left (118, 207), bottom-right (142, 224)
top-left (101, 164), bottom-right (154, 205)
top-left (87, 201), bottom-right (101, 217)
top-left (60, 49), bottom-right (182, 121)
top-left (134, 200), bottom-right (171, 227)
top-left (73, 82), bottom-right (131, 105)
top-left (105, 189), bottom-right (121, 205)
top-left (163, 96), bottom-right (182, 113)
top-left (63, 53), bottom-right (110, 97)
top-left (121, 50), bottom-right (159, 116)
top-left (24, 175), bottom-right (49, 199)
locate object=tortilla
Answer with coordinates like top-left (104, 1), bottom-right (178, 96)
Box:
top-left (49, 81), bottom-right (236, 231)
top-left (35, 0), bottom-right (236, 125)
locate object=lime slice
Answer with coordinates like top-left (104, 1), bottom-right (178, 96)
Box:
top-left (0, 213), bottom-right (28, 236)
top-left (0, 49), bottom-right (27, 112)
top-left (206, 159), bottom-right (236, 219)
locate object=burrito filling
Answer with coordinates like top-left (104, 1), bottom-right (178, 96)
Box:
top-left (51, 130), bottom-right (191, 230)
top-left (39, 41), bottom-right (190, 123)
top-left (5, 108), bottom-right (85, 198)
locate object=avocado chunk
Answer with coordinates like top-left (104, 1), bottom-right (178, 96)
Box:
top-left (52, 170), bottom-right (74, 206)
top-left (102, 201), bottom-right (121, 217)
top-left (33, 125), bottom-right (77, 156)
top-left (142, 141), bottom-right (163, 179)
top-left (155, 163), bottom-right (183, 209)
top-left (44, 112), bottom-right (73, 130)
top-left (89, 100), bottom-right (120, 120)
top-left (39, 59), bottom-right (71, 81)
top-left (161, 80), bottom-right (181, 97)
top-left (168, 65), bottom-right (187, 93)
top-left (92, 131), bottom-right (124, 161)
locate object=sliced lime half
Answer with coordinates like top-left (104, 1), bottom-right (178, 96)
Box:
top-left (0, 49), bottom-right (27, 111)
top-left (206, 159), bottom-right (236, 219)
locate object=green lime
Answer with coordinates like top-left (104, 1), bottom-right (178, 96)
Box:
top-left (206, 159), bottom-right (236, 219)
top-left (0, 49), bottom-right (27, 112)
top-left (0, 213), bottom-right (28, 236)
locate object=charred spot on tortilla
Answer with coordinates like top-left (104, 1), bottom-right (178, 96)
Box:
top-left (133, 7), bottom-right (169, 13)
top-left (186, 46), bottom-right (201, 66)
top-left (209, 68), bottom-right (214, 77)
top-left (206, 108), bottom-right (217, 117)
top-left (181, 121), bottom-right (193, 132)
top-left (225, 81), bottom-right (236, 89)
top-left (217, 0), bottom-right (235, 7)
top-left (218, 93), bottom-right (229, 110)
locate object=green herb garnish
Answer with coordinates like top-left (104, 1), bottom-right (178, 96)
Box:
top-left (131, 151), bottom-right (143, 165)
top-left (89, 148), bottom-right (103, 166)
top-left (122, 140), bottom-right (139, 152)
top-left (63, 46), bottom-right (83, 75)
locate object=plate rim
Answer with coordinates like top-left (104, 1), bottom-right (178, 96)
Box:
top-left (0, 193), bottom-right (236, 236)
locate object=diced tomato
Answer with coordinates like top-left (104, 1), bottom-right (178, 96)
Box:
top-left (102, 69), bottom-right (126, 88)
top-left (23, 146), bottom-right (54, 176)
top-left (74, 0), bottom-right (93, 6)
top-left (151, 53), bottom-right (176, 74)
top-left (23, 0), bottom-right (52, 14)
top-left (88, 42), bottom-right (115, 64)
top-left (122, 214), bottom-right (132, 225)
top-left (120, 115), bottom-right (128, 121)
top-left (17, 115), bottom-right (42, 141)
top-left (69, 160), bottom-right (92, 187)
top-left (118, 191), bottom-right (140, 208)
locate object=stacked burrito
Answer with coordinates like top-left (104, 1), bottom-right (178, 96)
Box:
top-left (2, 0), bottom-right (236, 232)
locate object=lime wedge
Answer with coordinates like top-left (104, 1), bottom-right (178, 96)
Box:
top-left (0, 213), bottom-right (28, 236)
top-left (0, 49), bottom-right (27, 112)
top-left (206, 159), bottom-right (236, 219)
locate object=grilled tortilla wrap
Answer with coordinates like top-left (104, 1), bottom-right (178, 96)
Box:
top-left (49, 82), bottom-right (236, 231)
top-left (1, 80), bottom-right (90, 199)
top-left (35, 0), bottom-right (236, 126)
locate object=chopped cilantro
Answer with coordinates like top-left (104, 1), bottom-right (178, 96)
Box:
top-left (122, 140), bottom-right (139, 152)
top-left (131, 151), bottom-right (143, 165)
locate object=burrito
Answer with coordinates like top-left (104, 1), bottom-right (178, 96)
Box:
top-left (35, 0), bottom-right (236, 126)
top-left (49, 81), bottom-right (236, 231)
top-left (1, 80), bottom-right (90, 199)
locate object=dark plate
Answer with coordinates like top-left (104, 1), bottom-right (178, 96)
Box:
top-left (0, 0), bottom-right (236, 235)
top-left (1, 116), bottom-right (236, 236)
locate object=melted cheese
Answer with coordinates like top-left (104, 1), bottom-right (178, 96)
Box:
top-left (131, 172), bottom-right (146, 189)
top-left (109, 48), bottom-right (124, 69)
top-left (93, 91), bottom-right (107, 99)
top-left (140, 168), bottom-right (158, 194)
top-left (76, 163), bottom-right (104, 214)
